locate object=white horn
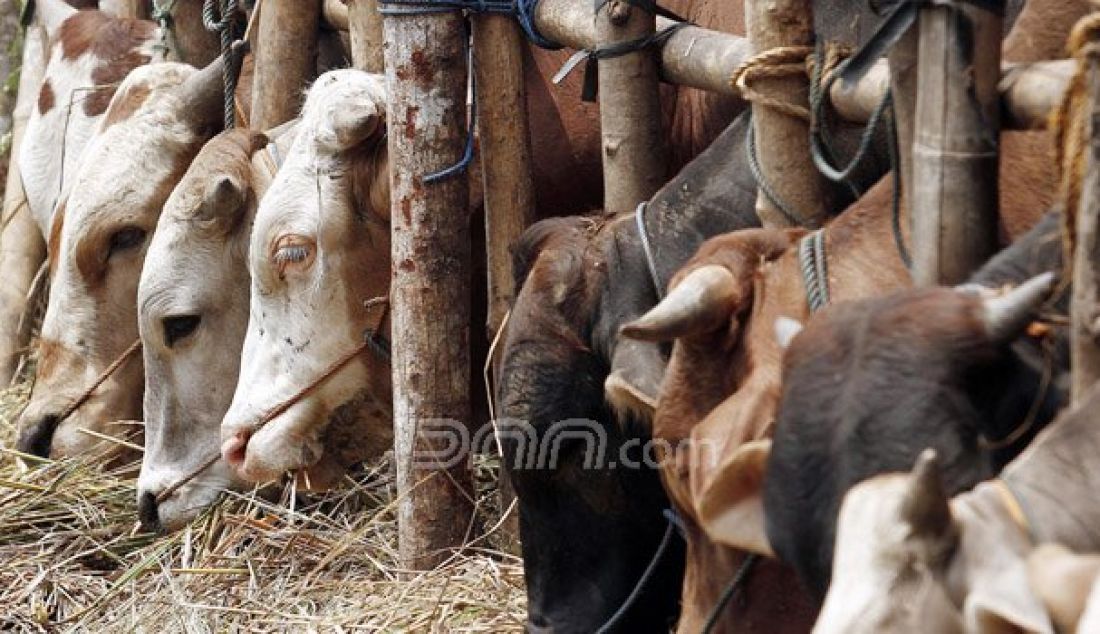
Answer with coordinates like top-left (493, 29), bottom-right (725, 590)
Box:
top-left (621, 265), bottom-right (738, 342)
top-left (982, 272), bottom-right (1056, 343)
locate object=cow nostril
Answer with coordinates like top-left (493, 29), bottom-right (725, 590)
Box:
top-left (16, 414), bottom-right (60, 458)
top-left (222, 429), bottom-right (251, 468)
top-left (137, 491), bottom-right (162, 533)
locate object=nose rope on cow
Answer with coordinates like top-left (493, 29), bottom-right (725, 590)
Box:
top-left (701, 553), bottom-right (760, 634)
top-left (799, 229), bottom-right (830, 312)
top-left (979, 335), bottom-right (1056, 451)
top-left (155, 300), bottom-right (392, 504)
top-left (592, 513), bottom-right (679, 634)
top-left (46, 338), bottom-right (143, 436)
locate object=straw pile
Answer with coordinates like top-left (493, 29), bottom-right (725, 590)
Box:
top-left (0, 376), bottom-right (526, 632)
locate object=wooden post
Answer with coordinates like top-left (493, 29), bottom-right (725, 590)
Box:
top-left (250, 0), bottom-right (320, 130)
top-left (383, 10), bottom-right (476, 571)
top-left (0, 15), bottom-right (49, 386)
top-left (347, 0), bottom-right (384, 72)
top-left (910, 4), bottom-right (1003, 285)
top-left (472, 13), bottom-right (533, 551)
top-left (1072, 39), bottom-right (1100, 402)
top-left (596, 0), bottom-right (666, 214)
top-left (743, 0), bottom-right (830, 228)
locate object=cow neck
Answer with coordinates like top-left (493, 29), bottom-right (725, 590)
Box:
top-left (999, 381), bottom-right (1100, 551)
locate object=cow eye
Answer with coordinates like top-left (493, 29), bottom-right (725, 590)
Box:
top-left (271, 234), bottom-right (316, 275)
top-left (109, 226), bottom-right (147, 255)
top-left (162, 314), bottom-right (201, 347)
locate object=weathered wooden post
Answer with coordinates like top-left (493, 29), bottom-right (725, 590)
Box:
top-left (348, 0), bottom-right (384, 72)
top-left (153, 0), bottom-right (222, 66)
top-left (1072, 26), bottom-right (1100, 401)
top-left (0, 12), bottom-right (48, 386)
top-left (472, 12), bottom-right (535, 550)
top-left (596, 0), bottom-right (666, 213)
top-left (383, 10), bottom-right (476, 570)
top-left (910, 4), bottom-right (1003, 285)
top-left (250, 0), bottom-right (320, 129)
top-left (743, 0), bottom-right (830, 228)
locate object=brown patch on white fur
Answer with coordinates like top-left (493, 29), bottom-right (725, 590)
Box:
top-left (101, 80), bottom-right (151, 128)
top-left (46, 202), bottom-right (65, 275)
top-left (38, 79), bottom-right (55, 115)
top-left (58, 11), bottom-right (155, 116)
top-left (181, 128), bottom-right (269, 236)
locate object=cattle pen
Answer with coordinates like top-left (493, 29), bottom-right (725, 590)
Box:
top-left (0, 0), bottom-right (1098, 632)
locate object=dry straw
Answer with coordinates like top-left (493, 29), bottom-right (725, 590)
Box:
top-left (0, 376), bottom-right (525, 632)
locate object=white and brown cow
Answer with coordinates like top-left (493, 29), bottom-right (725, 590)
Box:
top-left (135, 123), bottom-right (297, 531)
top-left (220, 69), bottom-right (393, 485)
top-left (20, 0), bottom-right (161, 234)
top-left (15, 52), bottom-right (236, 458)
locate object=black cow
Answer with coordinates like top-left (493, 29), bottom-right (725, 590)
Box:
top-left (763, 211), bottom-right (1068, 600)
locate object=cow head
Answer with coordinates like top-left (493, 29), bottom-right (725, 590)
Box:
top-left (135, 128), bottom-right (272, 532)
top-left (817, 450), bottom-right (1050, 634)
top-left (220, 69), bottom-right (393, 484)
top-left (15, 52), bottom-right (236, 459)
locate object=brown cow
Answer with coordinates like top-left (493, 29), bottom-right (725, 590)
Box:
top-left (620, 0), bottom-right (1088, 624)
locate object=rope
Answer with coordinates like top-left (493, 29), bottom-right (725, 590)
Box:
top-left (635, 202), bottom-right (664, 300)
top-left (799, 229), bottom-right (830, 312)
top-left (730, 45), bottom-right (815, 122)
top-left (745, 116), bottom-right (804, 227)
top-left (53, 339), bottom-right (142, 430)
top-left (593, 514), bottom-right (678, 634)
top-left (202, 0), bottom-right (240, 130)
top-left (701, 553), bottom-right (759, 634)
top-left (156, 302), bottom-right (391, 504)
top-left (151, 0), bottom-right (181, 60)
top-left (553, 21), bottom-right (689, 102)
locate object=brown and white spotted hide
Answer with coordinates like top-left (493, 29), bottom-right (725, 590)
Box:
top-left (15, 54), bottom-right (232, 459)
top-left (20, 0), bottom-right (161, 233)
top-left (221, 69), bottom-right (394, 484)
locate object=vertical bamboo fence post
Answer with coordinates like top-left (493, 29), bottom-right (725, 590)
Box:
top-left (596, 0), bottom-right (666, 214)
top-left (383, 10), bottom-right (476, 571)
top-left (472, 13), bottom-right (533, 551)
top-left (888, 29), bottom-right (919, 227)
top-left (910, 4), bottom-right (1003, 285)
top-left (743, 0), bottom-right (829, 228)
top-left (0, 15), bottom-right (49, 386)
top-left (1072, 36), bottom-right (1100, 401)
top-left (250, 0), bottom-right (320, 130)
top-left (159, 0), bottom-right (221, 66)
top-left (348, 0), bottom-right (384, 72)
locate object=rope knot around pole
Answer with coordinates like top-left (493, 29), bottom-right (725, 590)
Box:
top-left (729, 45), bottom-right (815, 122)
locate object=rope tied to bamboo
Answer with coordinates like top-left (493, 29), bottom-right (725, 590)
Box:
top-left (730, 45), bottom-right (816, 122)
top-left (151, 0), bottom-right (181, 60)
top-left (155, 300), bottom-right (392, 504)
top-left (202, 0), bottom-right (241, 131)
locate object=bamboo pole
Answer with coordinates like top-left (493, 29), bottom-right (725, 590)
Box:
top-left (744, 0), bottom-right (829, 228)
top-left (323, 0), bottom-right (348, 30)
top-left (596, 0), bottom-right (666, 214)
top-left (472, 14), bottom-right (533, 550)
top-left (250, 0), bottom-right (320, 130)
top-left (383, 10), bottom-right (476, 571)
top-left (347, 0), bottom-right (383, 72)
top-left (1072, 40), bottom-right (1100, 401)
top-left (533, 0), bottom-right (1063, 130)
top-left (0, 16), bottom-right (48, 386)
top-left (888, 26), bottom-right (919, 242)
top-left (910, 4), bottom-right (1003, 285)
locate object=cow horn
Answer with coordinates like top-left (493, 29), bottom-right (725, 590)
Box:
top-left (900, 449), bottom-right (955, 539)
top-left (981, 272), bottom-right (1056, 343)
top-left (621, 265), bottom-right (738, 342)
top-left (177, 40), bottom-right (249, 131)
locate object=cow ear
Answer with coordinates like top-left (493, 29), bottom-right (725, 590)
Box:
top-left (774, 316), bottom-right (803, 350)
top-left (1026, 543), bottom-right (1100, 634)
top-left (326, 102), bottom-right (384, 153)
top-left (604, 339), bottom-right (665, 423)
top-left (964, 558), bottom-right (1055, 634)
top-left (696, 439), bottom-right (776, 557)
top-left (200, 175), bottom-right (248, 230)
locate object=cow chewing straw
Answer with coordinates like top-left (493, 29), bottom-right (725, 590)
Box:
top-left (0, 372), bottom-right (523, 631)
